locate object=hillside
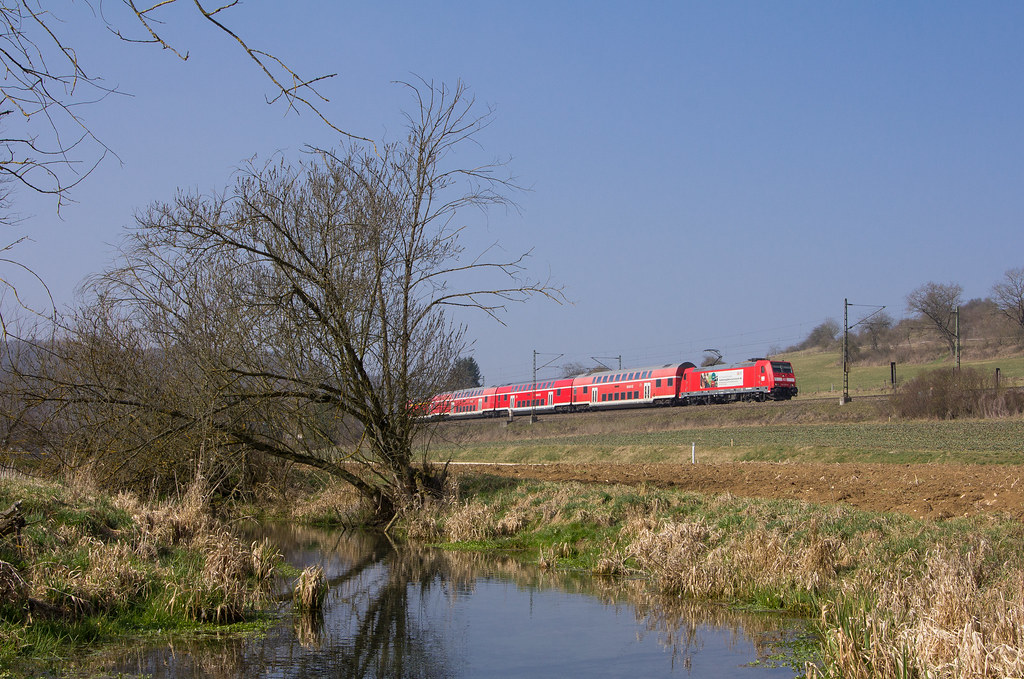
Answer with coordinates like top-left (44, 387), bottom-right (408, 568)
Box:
top-left (775, 348), bottom-right (1024, 396)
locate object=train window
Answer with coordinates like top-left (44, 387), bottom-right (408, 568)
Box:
top-left (583, 386), bottom-right (588, 394)
top-left (668, 378), bottom-right (674, 386)
top-left (656, 379), bottom-right (662, 387)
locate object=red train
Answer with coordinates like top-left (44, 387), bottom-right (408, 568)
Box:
top-left (425, 358), bottom-right (797, 419)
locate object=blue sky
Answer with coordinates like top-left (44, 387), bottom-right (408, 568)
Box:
top-left (5, 2), bottom-right (1024, 385)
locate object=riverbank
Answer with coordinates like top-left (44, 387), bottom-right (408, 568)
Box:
top-left (5, 466), bottom-right (1024, 678)
top-left (383, 473), bottom-right (1024, 678)
top-left (0, 475), bottom-right (282, 676)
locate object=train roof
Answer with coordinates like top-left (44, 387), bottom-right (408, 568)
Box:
top-left (692, 358), bottom-right (792, 370)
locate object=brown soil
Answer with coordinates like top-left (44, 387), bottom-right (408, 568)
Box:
top-left (449, 462), bottom-right (1024, 520)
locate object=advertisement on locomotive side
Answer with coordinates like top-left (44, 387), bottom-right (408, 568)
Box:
top-left (699, 369), bottom-right (744, 389)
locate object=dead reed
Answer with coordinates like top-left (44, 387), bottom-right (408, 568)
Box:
top-left (292, 564), bottom-right (328, 613)
top-left (810, 542), bottom-right (1024, 678)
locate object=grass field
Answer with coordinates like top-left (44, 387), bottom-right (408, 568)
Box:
top-left (431, 417), bottom-right (1024, 465)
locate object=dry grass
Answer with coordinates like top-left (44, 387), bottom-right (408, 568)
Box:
top-left (167, 529), bottom-right (280, 623)
top-left (443, 501), bottom-right (496, 542)
top-left (292, 564), bottom-right (327, 613)
top-left (811, 542), bottom-right (1024, 678)
top-left (289, 482), bottom-right (365, 525)
top-left (1, 476), bottom-right (282, 632)
top-left (621, 514), bottom-right (851, 602)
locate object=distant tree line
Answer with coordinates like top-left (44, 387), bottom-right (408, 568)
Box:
top-left (791, 269), bottom-right (1024, 364)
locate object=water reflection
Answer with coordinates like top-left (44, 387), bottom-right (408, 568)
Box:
top-left (100, 525), bottom-right (802, 678)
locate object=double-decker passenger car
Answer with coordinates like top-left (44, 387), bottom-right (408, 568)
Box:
top-left (572, 362), bottom-right (693, 410)
top-left (493, 378), bottom-right (575, 416)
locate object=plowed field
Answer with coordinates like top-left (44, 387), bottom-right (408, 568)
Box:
top-left (449, 462), bottom-right (1024, 520)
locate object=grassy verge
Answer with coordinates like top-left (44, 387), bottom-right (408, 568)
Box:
top-left (431, 416), bottom-right (1024, 465)
top-left (0, 475), bottom-right (282, 676)
top-left (388, 474), bottom-right (1024, 678)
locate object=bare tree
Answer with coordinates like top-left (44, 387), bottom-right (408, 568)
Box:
top-left (559, 361), bottom-right (597, 378)
top-left (906, 281), bottom-right (963, 358)
top-left (38, 81), bottom-right (557, 519)
top-left (0, 1), bottom-right (364, 213)
top-left (858, 310), bottom-right (895, 353)
top-left (800, 319), bottom-right (840, 350)
top-left (992, 267), bottom-right (1024, 333)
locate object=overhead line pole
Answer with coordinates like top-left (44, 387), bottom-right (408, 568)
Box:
top-left (842, 299), bottom-right (887, 404)
top-left (532, 350), bottom-right (563, 423)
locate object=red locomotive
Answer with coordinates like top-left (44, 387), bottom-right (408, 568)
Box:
top-left (425, 358), bottom-right (797, 419)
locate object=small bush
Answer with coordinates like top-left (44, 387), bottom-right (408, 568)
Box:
top-left (891, 368), bottom-right (1024, 419)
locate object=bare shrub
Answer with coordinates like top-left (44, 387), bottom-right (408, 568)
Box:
top-left (891, 367), bottom-right (1024, 419)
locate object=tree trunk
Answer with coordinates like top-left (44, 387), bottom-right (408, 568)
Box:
top-left (0, 501), bottom-right (24, 539)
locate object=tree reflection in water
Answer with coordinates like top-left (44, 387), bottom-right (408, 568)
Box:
top-left (98, 525), bottom-right (803, 678)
